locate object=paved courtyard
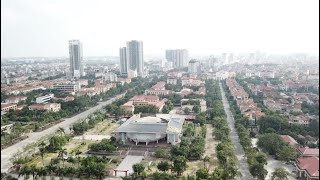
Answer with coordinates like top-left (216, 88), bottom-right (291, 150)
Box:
top-left (114, 155), bottom-right (144, 177)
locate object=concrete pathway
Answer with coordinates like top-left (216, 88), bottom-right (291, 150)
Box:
top-left (114, 155), bottom-right (144, 177)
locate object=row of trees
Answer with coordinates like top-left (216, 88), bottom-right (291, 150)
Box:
top-left (89, 138), bottom-right (118, 152)
top-left (170, 137), bottom-right (205, 161)
top-left (205, 80), bottom-right (240, 179)
top-left (222, 81), bottom-right (269, 179)
top-left (17, 155), bottom-right (109, 179)
top-left (134, 105), bottom-right (159, 114)
top-left (223, 79), bottom-right (295, 180)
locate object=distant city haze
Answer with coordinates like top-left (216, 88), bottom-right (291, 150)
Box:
top-left (1, 0), bottom-right (319, 57)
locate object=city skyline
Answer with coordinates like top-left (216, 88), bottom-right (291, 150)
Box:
top-left (1, 0), bottom-right (319, 58)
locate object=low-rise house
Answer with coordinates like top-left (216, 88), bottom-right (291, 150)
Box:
top-left (1, 103), bottom-right (17, 112)
top-left (77, 87), bottom-right (100, 97)
top-left (29, 103), bottom-right (61, 112)
top-left (179, 88), bottom-right (193, 97)
top-left (4, 96), bottom-right (27, 104)
top-left (77, 79), bottom-right (88, 86)
top-left (167, 77), bottom-right (178, 85)
top-left (121, 95), bottom-right (167, 113)
top-left (289, 115), bottom-right (311, 126)
top-left (195, 87), bottom-right (206, 95)
top-left (295, 156), bottom-right (319, 180)
top-left (280, 135), bottom-right (300, 148)
top-left (114, 114), bottom-right (185, 145)
top-left (145, 81), bottom-right (172, 95)
top-left (181, 75), bottom-right (205, 87)
top-left (167, 69), bottom-right (182, 78)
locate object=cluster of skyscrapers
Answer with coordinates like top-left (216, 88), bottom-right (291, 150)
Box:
top-left (120, 40), bottom-right (144, 77)
top-left (68, 39), bottom-right (191, 78)
top-left (165, 49), bottom-right (189, 68)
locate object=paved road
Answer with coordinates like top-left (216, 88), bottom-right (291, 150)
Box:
top-left (219, 82), bottom-right (253, 180)
top-left (1, 93), bottom-right (126, 173)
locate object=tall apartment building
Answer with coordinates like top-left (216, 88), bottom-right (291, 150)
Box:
top-left (165, 49), bottom-right (188, 68)
top-left (166, 50), bottom-right (177, 62)
top-left (188, 59), bottom-right (200, 74)
top-left (119, 47), bottom-right (128, 76)
top-left (69, 40), bottom-right (84, 78)
top-left (119, 40), bottom-right (144, 77)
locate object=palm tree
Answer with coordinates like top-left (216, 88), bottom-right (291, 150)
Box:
top-left (46, 163), bottom-right (57, 177)
top-left (271, 167), bottom-right (290, 180)
top-left (19, 165), bottom-right (31, 180)
top-left (39, 142), bottom-right (46, 165)
top-left (30, 164), bottom-right (37, 180)
top-left (202, 156), bottom-right (210, 169)
top-left (75, 150), bottom-right (82, 168)
top-left (36, 167), bottom-right (47, 179)
top-left (59, 149), bottom-right (67, 167)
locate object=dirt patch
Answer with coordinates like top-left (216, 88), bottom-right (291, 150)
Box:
top-left (203, 124), bottom-right (218, 173)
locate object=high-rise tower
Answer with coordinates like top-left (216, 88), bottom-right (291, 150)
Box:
top-left (120, 40), bottom-right (144, 77)
top-left (166, 49), bottom-right (188, 68)
top-left (119, 47), bottom-right (128, 76)
top-left (69, 40), bottom-right (83, 78)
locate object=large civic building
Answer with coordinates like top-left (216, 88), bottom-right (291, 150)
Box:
top-left (119, 40), bottom-right (144, 77)
top-left (165, 49), bottom-right (189, 68)
top-left (114, 114), bottom-right (185, 145)
top-left (69, 40), bottom-right (84, 78)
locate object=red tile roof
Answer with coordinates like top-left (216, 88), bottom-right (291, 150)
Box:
top-left (1, 103), bottom-right (17, 109)
top-left (280, 135), bottom-right (300, 147)
top-left (297, 147), bottom-right (319, 156)
top-left (130, 95), bottom-right (159, 102)
top-left (296, 156), bottom-right (319, 177)
top-left (6, 96), bottom-right (27, 101)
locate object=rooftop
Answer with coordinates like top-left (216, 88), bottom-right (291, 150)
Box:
top-left (296, 156), bottom-right (319, 177)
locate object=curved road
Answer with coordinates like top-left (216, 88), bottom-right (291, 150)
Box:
top-left (1, 93), bottom-right (126, 173)
top-left (219, 82), bottom-right (253, 180)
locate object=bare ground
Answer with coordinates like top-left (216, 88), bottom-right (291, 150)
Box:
top-left (203, 124), bottom-right (219, 173)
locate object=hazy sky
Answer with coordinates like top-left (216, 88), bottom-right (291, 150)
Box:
top-left (2, 0), bottom-right (319, 57)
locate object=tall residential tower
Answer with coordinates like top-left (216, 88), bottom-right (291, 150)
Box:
top-left (119, 47), bottom-right (128, 76)
top-left (165, 49), bottom-right (189, 68)
top-left (120, 40), bottom-right (144, 77)
top-left (69, 40), bottom-right (83, 78)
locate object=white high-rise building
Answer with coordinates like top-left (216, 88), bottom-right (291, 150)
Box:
top-left (69, 40), bottom-right (84, 78)
top-left (127, 40), bottom-right (144, 77)
top-left (119, 47), bottom-right (128, 76)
